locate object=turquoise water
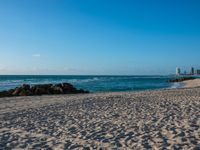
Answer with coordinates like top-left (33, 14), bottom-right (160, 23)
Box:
top-left (0, 75), bottom-right (175, 92)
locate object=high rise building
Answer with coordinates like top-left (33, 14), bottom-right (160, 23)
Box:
top-left (196, 70), bottom-right (200, 75)
top-left (176, 67), bottom-right (181, 75)
top-left (190, 67), bottom-right (194, 75)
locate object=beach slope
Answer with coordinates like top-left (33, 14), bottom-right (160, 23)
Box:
top-left (0, 88), bottom-right (200, 149)
top-left (183, 78), bottom-right (200, 88)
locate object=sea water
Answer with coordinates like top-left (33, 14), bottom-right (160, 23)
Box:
top-left (0, 75), bottom-right (175, 92)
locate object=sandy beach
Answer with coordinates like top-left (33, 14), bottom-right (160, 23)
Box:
top-left (1, 0), bottom-right (200, 149)
top-left (0, 86), bottom-right (200, 149)
top-left (183, 78), bottom-right (200, 88)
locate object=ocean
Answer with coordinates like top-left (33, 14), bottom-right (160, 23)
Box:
top-left (0, 75), bottom-right (177, 92)
top-left (0, 75), bottom-right (179, 92)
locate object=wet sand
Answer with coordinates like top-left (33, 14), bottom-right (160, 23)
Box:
top-left (0, 88), bottom-right (200, 149)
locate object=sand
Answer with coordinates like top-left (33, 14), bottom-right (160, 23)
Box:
top-left (183, 78), bottom-right (200, 88)
top-left (0, 88), bottom-right (200, 149)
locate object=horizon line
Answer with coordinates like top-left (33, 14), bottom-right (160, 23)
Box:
top-left (0, 74), bottom-right (174, 76)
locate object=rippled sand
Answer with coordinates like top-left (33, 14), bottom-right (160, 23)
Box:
top-left (0, 88), bottom-right (200, 149)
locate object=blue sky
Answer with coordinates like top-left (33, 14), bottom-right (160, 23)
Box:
top-left (0, 0), bottom-right (200, 75)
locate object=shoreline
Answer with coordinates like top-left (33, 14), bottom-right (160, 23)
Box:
top-left (0, 87), bottom-right (200, 149)
top-left (182, 78), bottom-right (200, 88)
top-left (0, 78), bottom-right (199, 98)
top-left (170, 78), bottom-right (200, 89)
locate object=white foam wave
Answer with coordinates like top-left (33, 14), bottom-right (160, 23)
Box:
top-left (67, 77), bottom-right (101, 83)
top-left (170, 83), bottom-right (182, 89)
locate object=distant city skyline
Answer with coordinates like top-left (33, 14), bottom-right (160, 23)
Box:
top-left (176, 67), bottom-right (200, 75)
top-left (0, 0), bottom-right (200, 75)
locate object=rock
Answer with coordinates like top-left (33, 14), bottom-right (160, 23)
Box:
top-left (22, 84), bottom-right (30, 90)
top-left (19, 89), bottom-right (32, 96)
top-left (62, 83), bottom-right (76, 93)
top-left (168, 77), bottom-right (196, 83)
top-left (7, 89), bottom-right (15, 95)
top-left (0, 91), bottom-right (10, 98)
top-left (34, 88), bottom-right (47, 95)
top-left (12, 87), bottom-right (22, 96)
top-left (32, 84), bottom-right (52, 95)
top-left (49, 86), bottom-right (63, 94)
top-left (76, 89), bottom-right (89, 94)
top-left (0, 82), bottom-right (89, 98)
top-left (62, 83), bottom-right (73, 88)
top-left (55, 83), bottom-right (62, 88)
top-left (34, 84), bottom-right (52, 90)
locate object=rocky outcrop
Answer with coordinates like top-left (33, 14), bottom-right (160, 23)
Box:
top-left (0, 83), bottom-right (89, 98)
top-left (168, 77), bottom-right (196, 83)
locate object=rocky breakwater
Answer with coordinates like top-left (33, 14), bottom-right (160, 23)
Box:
top-left (0, 83), bottom-right (89, 98)
top-left (168, 76), bottom-right (196, 82)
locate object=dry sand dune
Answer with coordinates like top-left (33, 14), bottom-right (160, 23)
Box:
top-left (0, 87), bottom-right (200, 149)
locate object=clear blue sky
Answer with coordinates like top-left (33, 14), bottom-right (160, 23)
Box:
top-left (0, 0), bottom-right (200, 75)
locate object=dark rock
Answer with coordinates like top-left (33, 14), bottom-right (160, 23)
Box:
top-left (34, 88), bottom-right (47, 95)
top-left (31, 84), bottom-right (53, 95)
top-left (0, 82), bottom-right (89, 98)
top-left (12, 87), bottom-right (22, 96)
top-left (77, 89), bottom-right (89, 94)
top-left (7, 89), bottom-right (15, 95)
top-left (0, 91), bottom-right (10, 98)
top-left (62, 83), bottom-right (76, 93)
top-left (30, 86), bottom-right (36, 93)
top-left (168, 77), bottom-right (196, 83)
top-left (62, 83), bottom-right (73, 88)
top-left (34, 84), bottom-right (52, 90)
top-left (55, 83), bottom-right (62, 88)
top-left (49, 86), bottom-right (63, 94)
top-left (19, 89), bottom-right (32, 96)
top-left (22, 84), bottom-right (30, 90)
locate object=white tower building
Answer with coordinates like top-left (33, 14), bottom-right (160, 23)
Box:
top-left (176, 67), bottom-right (181, 75)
